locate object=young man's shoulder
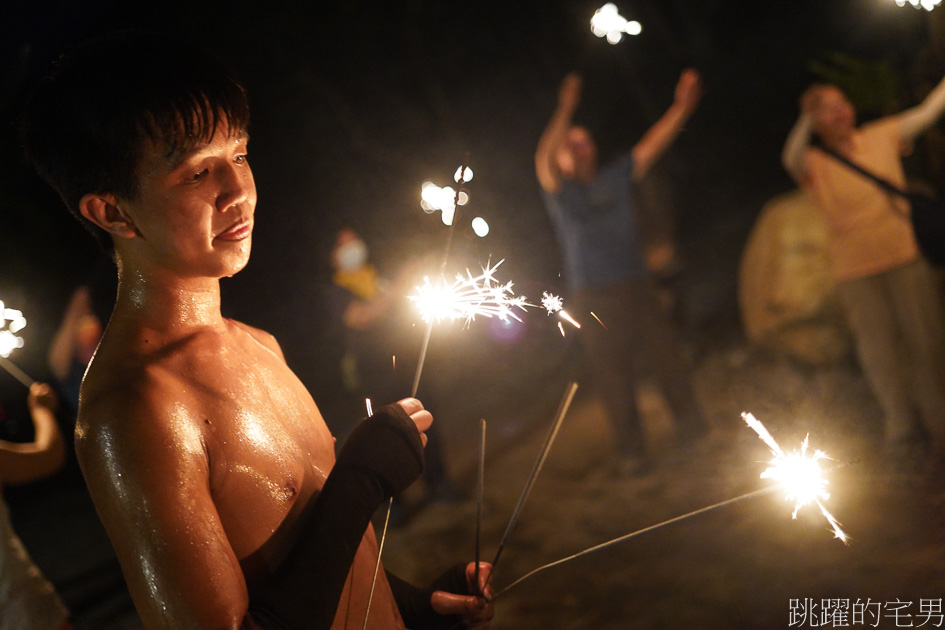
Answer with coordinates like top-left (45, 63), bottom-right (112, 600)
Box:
top-left (228, 318), bottom-right (284, 357)
top-left (76, 353), bottom-right (204, 454)
top-left (75, 327), bottom-right (221, 463)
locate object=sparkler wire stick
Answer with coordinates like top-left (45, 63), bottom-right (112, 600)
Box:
top-left (487, 381), bottom-right (579, 584)
top-left (489, 485), bottom-right (778, 601)
top-left (408, 157), bottom-right (470, 397)
top-left (365, 158), bottom-right (470, 628)
top-left (410, 323), bottom-right (433, 397)
top-left (475, 418), bottom-right (486, 594)
top-left (360, 397), bottom-right (392, 630)
top-left (362, 495), bottom-right (394, 630)
top-left (0, 355), bottom-right (35, 388)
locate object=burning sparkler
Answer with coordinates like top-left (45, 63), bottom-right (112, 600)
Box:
top-left (488, 412), bottom-right (850, 602)
top-left (591, 3), bottom-right (642, 44)
top-left (0, 300), bottom-right (34, 387)
top-left (742, 412), bottom-right (848, 543)
top-left (409, 260), bottom-right (532, 326)
top-left (540, 292), bottom-right (563, 314)
top-left (541, 292), bottom-right (581, 334)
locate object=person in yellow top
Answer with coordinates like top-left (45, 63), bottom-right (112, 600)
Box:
top-left (782, 76), bottom-right (945, 461)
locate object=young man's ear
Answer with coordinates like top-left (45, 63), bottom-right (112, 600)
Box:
top-left (79, 193), bottom-right (139, 239)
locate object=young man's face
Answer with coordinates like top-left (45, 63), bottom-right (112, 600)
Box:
top-left (556, 126), bottom-right (598, 183)
top-left (118, 123), bottom-right (256, 280)
top-left (811, 87), bottom-right (856, 137)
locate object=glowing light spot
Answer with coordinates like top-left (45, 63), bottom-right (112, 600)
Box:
top-left (454, 165), bottom-right (474, 183)
top-left (0, 301), bottom-right (27, 359)
top-left (894, 0), bottom-right (941, 10)
top-left (591, 3), bottom-right (643, 44)
top-left (471, 217), bottom-right (490, 237)
top-left (441, 206), bottom-right (455, 226)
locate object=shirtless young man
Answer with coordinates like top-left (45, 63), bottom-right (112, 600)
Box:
top-left (23, 31), bottom-right (493, 629)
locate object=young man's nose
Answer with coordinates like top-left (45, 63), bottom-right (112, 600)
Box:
top-left (216, 162), bottom-right (255, 212)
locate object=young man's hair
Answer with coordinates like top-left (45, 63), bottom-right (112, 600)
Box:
top-left (22, 30), bottom-right (250, 252)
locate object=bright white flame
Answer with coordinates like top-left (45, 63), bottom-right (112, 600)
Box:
top-left (542, 293), bottom-right (581, 329)
top-left (409, 260), bottom-right (532, 326)
top-left (0, 302), bottom-right (26, 358)
top-left (742, 412), bottom-right (848, 544)
top-left (0, 331), bottom-right (24, 358)
top-left (421, 181), bottom-right (455, 212)
top-left (591, 3), bottom-right (643, 44)
top-left (471, 217), bottom-right (490, 238)
top-left (421, 180), bottom-right (466, 225)
top-left (441, 206), bottom-right (455, 226)
top-left (454, 165), bottom-right (474, 183)
top-left (541, 292), bottom-right (564, 314)
top-left (894, 0), bottom-right (941, 10)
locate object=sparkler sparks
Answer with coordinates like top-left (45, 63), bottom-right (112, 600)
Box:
top-left (541, 292), bottom-right (581, 333)
top-left (541, 292), bottom-right (563, 314)
top-left (409, 260), bottom-right (531, 325)
top-left (742, 412), bottom-right (848, 544)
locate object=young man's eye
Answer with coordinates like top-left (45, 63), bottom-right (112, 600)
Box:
top-left (235, 154), bottom-right (248, 165)
top-left (191, 169), bottom-right (209, 182)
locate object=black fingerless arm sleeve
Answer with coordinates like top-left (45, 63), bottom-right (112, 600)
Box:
top-left (247, 404), bottom-right (424, 630)
top-left (385, 564), bottom-right (468, 630)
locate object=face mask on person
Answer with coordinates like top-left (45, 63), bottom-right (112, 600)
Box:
top-left (335, 239), bottom-right (369, 271)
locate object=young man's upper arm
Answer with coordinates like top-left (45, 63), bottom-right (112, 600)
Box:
top-left (77, 386), bottom-right (252, 629)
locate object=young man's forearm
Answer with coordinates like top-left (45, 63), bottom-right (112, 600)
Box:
top-left (782, 113), bottom-right (814, 182)
top-left (898, 73), bottom-right (945, 140)
top-left (249, 404), bottom-right (424, 630)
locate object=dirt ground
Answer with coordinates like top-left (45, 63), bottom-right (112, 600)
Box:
top-left (384, 343), bottom-right (945, 630)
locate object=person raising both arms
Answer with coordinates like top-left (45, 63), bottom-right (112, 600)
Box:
top-left (535, 68), bottom-right (707, 474)
top-left (782, 74), bottom-right (945, 462)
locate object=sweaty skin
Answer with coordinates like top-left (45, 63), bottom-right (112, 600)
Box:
top-left (75, 125), bottom-right (414, 629)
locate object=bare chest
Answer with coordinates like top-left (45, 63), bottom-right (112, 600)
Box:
top-left (186, 340), bottom-right (336, 573)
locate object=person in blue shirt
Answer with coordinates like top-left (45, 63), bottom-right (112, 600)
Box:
top-left (535, 70), bottom-right (706, 473)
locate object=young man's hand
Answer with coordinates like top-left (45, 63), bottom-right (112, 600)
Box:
top-left (27, 382), bottom-right (59, 413)
top-left (673, 69), bottom-right (702, 114)
top-left (558, 72), bottom-right (582, 112)
top-left (396, 397), bottom-right (432, 447)
top-left (430, 562), bottom-right (495, 629)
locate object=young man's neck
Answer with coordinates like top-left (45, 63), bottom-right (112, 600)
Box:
top-left (113, 261), bottom-right (225, 331)
top-left (820, 126), bottom-right (855, 152)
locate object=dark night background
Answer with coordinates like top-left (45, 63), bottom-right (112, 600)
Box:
top-left (1, 0), bottom-right (936, 400)
top-left (1, 1), bottom-right (944, 628)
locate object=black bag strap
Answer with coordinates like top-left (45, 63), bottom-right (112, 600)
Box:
top-left (814, 142), bottom-right (909, 200)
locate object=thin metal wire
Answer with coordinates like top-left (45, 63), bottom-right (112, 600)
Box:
top-left (489, 486), bottom-right (779, 601)
top-left (486, 382), bottom-right (579, 588)
top-left (0, 356), bottom-right (34, 388)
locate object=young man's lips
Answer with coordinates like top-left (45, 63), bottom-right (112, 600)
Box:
top-left (217, 220), bottom-right (252, 241)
